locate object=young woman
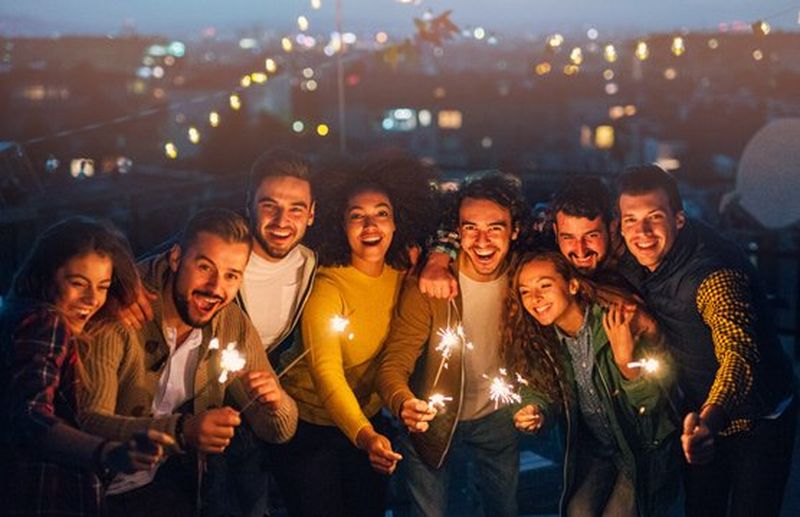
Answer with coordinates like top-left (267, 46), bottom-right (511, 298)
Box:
top-left (273, 152), bottom-right (439, 516)
top-left (0, 217), bottom-right (173, 516)
top-left (504, 251), bottom-right (680, 517)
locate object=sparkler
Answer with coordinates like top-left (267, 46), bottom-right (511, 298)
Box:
top-left (483, 369), bottom-right (527, 409)
top-left (427, 393), bottom-right (453, 412)
top-left (277, 315), bottom-right (351, 379)
top-left (218, 342), bottom-right (246, 383)
top-left (626, 357), bottom-right (661, 374)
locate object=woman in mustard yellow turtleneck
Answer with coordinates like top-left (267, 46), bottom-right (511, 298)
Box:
top-left (273, 152), bottom-right (439, 517)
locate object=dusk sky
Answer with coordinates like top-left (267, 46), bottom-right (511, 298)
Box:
top-left (1, 0), bottom-right (797, 38)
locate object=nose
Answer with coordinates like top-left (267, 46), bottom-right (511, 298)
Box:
top-left (272, 207), bottom-right (289, 226)
top-left (575, 239), bottom-right (588, 257)
top-left (476, 229), bottom-right (490, 245)
top-left (362, 214), bottom-right (377, 228)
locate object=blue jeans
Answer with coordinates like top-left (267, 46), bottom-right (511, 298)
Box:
top-left (397, 408), bottom-right (519, 517)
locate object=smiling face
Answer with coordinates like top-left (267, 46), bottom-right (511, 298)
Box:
top-left (619, 188), bottom-right (685, 272)
top-left (458, 197), bottom-right (517, 281)
top-left (53, 252), bottom-right (113, 334)
top-left (554, 212), bottom-right (610, 274)
top-left (169, 232), bottom-right (250, 328)
top-left (344, 189), bottom-right (396, 276)
top-left (517, 259), bottom-right (581, 331)
top-left (250, 175), bottom-right (314, 262)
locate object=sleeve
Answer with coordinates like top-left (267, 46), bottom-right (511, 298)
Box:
top-left (619, 311), bottom-right (676, 412)
top-left (300, 278), bottom-right (370, 445)
top-left (77, 325), bottom-right (180, 447)
top-left (696, 269), bottom-right (758, 416)
top-left (6, 310), bottom-right (105, 466)
top-left (376, 277), bottom-right (434, 416)
top-left (429, 228), bottom-right (461, 260)
top-left (229, 312), bottom-right (298, 444)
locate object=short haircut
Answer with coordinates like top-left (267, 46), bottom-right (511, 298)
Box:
top-left (618, 164), bottom-right (683, 214)
top-left (247, 148), bottom-right (313, 204)
top-left (179, 208), bottom-right (252, 252)
top-left (456, 170), bottom-right (532, 244)
top-left (551, 176), bottom-right (613, 225)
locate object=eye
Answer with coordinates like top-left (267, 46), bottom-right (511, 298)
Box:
top-left (349, 212), bottom-right (364, 221)
top-left (225, 272), bottom-right (241, 282)
top-left (377, 209), bottom-right (391, 218)
top-left (540, 282), bottom-right (552, 289)
top-left (198, 263), bottom-right (212, 272)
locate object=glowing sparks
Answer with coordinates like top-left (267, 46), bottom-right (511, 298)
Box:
top-left (435, 325), bottom-right (464, 366)
top-left (208, 337), bottom-right (220, 350)
top-left (627, 358), bottom-right (661, 374)
top-left (483, 369), bottom-right (526, 409)
top-left (427, 393), bottom-right (453, 412)
top-left (330, 315), bottom-right (350, 333)
top-left (218, 342), bottom-right (246, 383)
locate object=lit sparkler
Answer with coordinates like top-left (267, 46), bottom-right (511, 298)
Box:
top-left (483, 369), bottom-right (527, 409)
top-left (277, 315), bottom-right (351, 379)
top-left (431, 324), bottom-right (466, 388)
top-left (218, 342), bottom-right (246, 383)
top-left (626, 358), bottom-right (661, 374)
top-left (427, 393), bottom-right (453, 412)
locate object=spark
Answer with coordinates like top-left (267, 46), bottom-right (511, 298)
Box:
top-left (487, 376), bottom-right (522, 409)
top-left (427, 393), bottom-right (453, 412)
top-left (330, 315), bottom-right (350, 333)
top-left (627, 358), bottom-right (661, 374)
top-left (218, 342), bottom-right (246, 383)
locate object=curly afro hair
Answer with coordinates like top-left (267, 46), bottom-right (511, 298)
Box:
top-left (309, 149), bottom-right (441, 270)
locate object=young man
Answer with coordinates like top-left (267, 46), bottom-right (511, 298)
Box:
top-left (419, 175), bottom-right (623, 297)
top-left (376, 171), bottom-right (528, 517)
top-left (239, 148), bottom-right (317, 357)
top-left (616, 165), bottom-right (797, 517)
top-left (78, 208), bottom-right (298, 516)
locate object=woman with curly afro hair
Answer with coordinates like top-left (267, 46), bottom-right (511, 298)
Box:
top-left (272, 150), bottom-right (441, 517)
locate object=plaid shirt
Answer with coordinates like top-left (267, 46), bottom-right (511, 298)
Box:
top-left (696, 269), bottom-right (760, 435)
top-left (1, 304), bottom-right (102, 516)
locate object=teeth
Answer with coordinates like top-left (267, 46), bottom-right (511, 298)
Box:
top-left (269, 230), bottom-right (291, 238)
top-left (361, 235), bottom-right (381, 243)
top-left (475, 250), bottom-right (495, 258)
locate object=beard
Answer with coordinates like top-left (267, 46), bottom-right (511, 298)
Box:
top-left (253, 226), bottom-right (297, 260)
top-left (172, 283), bottom-right (223, 328)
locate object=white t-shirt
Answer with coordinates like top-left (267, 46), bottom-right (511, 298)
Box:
top-left (241, 247), bottom-right (305, 350)
top-left (459, 271), bottom-right (506, 421)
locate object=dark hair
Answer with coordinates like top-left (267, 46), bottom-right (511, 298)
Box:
top-left (179, 208), bottom-right (252, 252)
top-left (454, 170), bottom-right (533, 250)
top-left (618, 164), bottom-right (683, 214)
top-left (502, 250), bottom-right (593, 408)
top-left (247, 148), bottom-right (313, 205)
top-left (551, 176), bottom-right (613, 225)
top-left (312, 150), bottom-right (439, 269)
top-left (8, 216), bottom-right (139, 321)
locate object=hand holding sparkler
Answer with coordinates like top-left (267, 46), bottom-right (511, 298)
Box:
top-left (400, 397), bottom-right (437, 433)
top-left (241, 370), bottom-right (284, 413)
top-left (603, 303), bottom-right (640, 379)
top-left (181, 407), bottom-right (241, 454)
top-left (513, 404), bottom-right (544, 433)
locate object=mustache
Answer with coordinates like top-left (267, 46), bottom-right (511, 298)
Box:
top-left (568, 250), bottom-right (597, 260)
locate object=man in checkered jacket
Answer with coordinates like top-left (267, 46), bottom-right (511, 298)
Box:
top-left (616, 164), bottom-right (796, 517)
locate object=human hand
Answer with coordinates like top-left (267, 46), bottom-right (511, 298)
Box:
top-left (400, 398), bottom-right (437, 433)
top-left (242, 370), bottom-right (283, 412)
top-left (603, 304), bottom-right (638, 378)
top-left (105, 429), bottom-right (174, 473)
top-left (419, 252), bottom-right (458, 300)
top-left (357, 427), bottom-right (403, 475)
top-left (116, 282), bottom-right (156, 329)
top-left (182, 407), bottom-right (241, 454)
top-left (513, 404), bottom-right (544, 433)
top-left (681, 412), bottom-right (715, 465)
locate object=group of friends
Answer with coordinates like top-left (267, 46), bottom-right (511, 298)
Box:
top-left (0, 147), bottom-right (796, 517)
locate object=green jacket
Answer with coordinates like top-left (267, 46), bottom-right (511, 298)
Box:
top-left (521, 304), bottom-right (680, 517)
